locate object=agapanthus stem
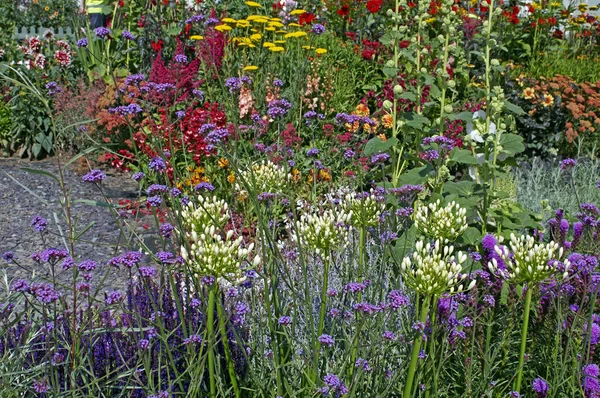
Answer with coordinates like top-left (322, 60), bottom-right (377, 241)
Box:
top-left (207, 287), bottom-right (217, 398)
top-left (515, 285), bottom-right (534, 393)
top-left (217, 298), bottom-right (240, 398)
top-left (403, 295), bottom-right (431, 398)
top-left (359, 227), bottom-right (366, 278)
top-left (313, 255), bottom-right (331, 381)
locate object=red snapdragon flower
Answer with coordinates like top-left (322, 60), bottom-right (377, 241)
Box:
top-left (366, 0), bottom-right (383, 13)
top-left (299, 12), bottom-right (316, 25)
top-left (337, 4), bottom-right (350, 17)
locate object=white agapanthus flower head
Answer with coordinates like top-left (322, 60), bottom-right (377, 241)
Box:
top-left (401, 239), bottom-right (474, 296)
top-left (342, 189), bottom-right (385, 228)
top-left (488, 233), bottom-right (570, 284)
top-left (413, 200), bottom-right (468, 241)
top-left (293, 208), bottom-right (352, 256)
top-left (180, 195), bottom-right (230, 233)
top-left (235, 160), bottom-right (292, 197)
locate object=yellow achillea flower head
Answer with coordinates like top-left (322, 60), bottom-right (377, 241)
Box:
top-left (284, 31), bottom-right (307, 38)
top-left (243, 65), bottom-right (259, 71)
top-left (245, 1), bottom-right (262, 7)
top-left (288, 22), bottom-right (301, 27)
top-left (290, 9), bottom-right (306, 15)
top-left (265, 26), bottom-right (276, 31)
top-left (222, 18), bottom-right (238, 23)
top-left (250, 33), bottom-right (262, 41)
top-left (269, 46), bottom-right (285, 52)
top-left (215, 25), bottom-right (232, 32)
top-left (190, 35), bottom-right (204, 40)
top-left (315, 48), bottom-right (327, 54)
top-left (274, 40), bottom-right (286, 44)
top-left (269, 21), bottom-right (284, 27)
top-left (263, 42), bottom-right (275, 47)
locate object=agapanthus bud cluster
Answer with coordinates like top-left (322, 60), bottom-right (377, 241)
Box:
top-left (293, 209), bottom-right (352, 256)
top-left (413, 200), bottom-right (467, 241)
top-left (342, 189), bottom-right (385, 228)
top-left (180, 196), bottom-right (258, 280)
top-left (235, 160), bottom-right (292, 197)
top-left (488, 233), bottom-right (570, 284)
top-left (180, 195), bottom-right (230, 232)
top-left (181, 227), bottom-right (257, 281)
top-left (401, 240), bottom-right (474, 296)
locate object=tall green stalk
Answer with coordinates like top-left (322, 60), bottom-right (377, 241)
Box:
top-left (403, 295), bottom-right (431, 398)
top-left (207, 287), bottom-right (217, 398)
top-left (313, 254), bottom-right (331, 382)
top-left (515, 285), bottom-right (534, 393)
top-left (217, 299), bottom-right (240, 398)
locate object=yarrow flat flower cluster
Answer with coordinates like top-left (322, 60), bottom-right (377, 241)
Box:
top-left (401, 240), bottom-right (474, 296)
top-left (413, 200), bottom-right (468, 241)
top-left (488, 233), bottom-right (570, 284)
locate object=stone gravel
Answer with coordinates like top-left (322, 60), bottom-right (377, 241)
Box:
top-left (0, 156), bottom-right (146, 294)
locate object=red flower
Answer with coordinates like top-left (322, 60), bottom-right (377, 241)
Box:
top-left (337, 4), bottom-right (350, 17)
top-left (299, 12), bottom-right (316, 25)
top-left (407, 1), bottom-right (416, 7)
top-left (366, 0), bottom-right (383, 13)
top-left (151, 39), bottom-right (164, 52)
top-left (272, 1), bottom-right (283, 9)
top-left (552, 29), bottom-right (563, 39)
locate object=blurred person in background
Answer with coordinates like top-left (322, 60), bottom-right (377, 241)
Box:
top-left (85, 0), bottom-right (111, 28)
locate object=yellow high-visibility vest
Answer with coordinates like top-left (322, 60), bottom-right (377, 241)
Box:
top-left (86, 0), bottom-right (110, 14)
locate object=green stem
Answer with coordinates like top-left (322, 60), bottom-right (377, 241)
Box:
top-left (515, 285), bottom-right (534, 393)
top-left (425, 296), bottom-right (439, 398)
top-left (207, 287), bottom-right (217, 398)
top-left (314, 255), bottom-right (331, 382)
top-left (403, 295), bottom-right (431, 398)
top-left (358, 228), bottom-right (366, 279)
top-left (217, 298), bottom-right (241, 398)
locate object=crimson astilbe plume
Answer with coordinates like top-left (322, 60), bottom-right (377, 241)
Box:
top-left (148, 39), bottom-right (201, 104)
top-left (196, 22), bottom-right (226, 75)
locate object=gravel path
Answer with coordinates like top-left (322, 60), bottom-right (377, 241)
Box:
top-left (0, 156), bottom-right (145, 293)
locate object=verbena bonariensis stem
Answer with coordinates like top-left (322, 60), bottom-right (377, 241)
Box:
top-left (515, 285), bottom-right (534, 393)
top-left (403, 295), bottom-right (431, 398)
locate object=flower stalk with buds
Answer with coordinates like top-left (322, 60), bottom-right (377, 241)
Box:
top-left (401, 239), bottom-right (474, 398)
top-left (414, 200), bottom-right (468, 241)
top-left (488, 233), bottom-right (569, 393)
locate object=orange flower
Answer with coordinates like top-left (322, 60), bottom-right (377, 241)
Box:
top-left (218, 158), bottom-right (229, 168)
top-left (378, 134), bottom-right (387, 142)
top-left (523, 87), bottom-right (536, 100)
top-left (354, 103), bottom-right (370, 116)
top-left (227, 173), bottom-right (235, 183)
top-left (382, 113), bottom-right (393, 128)
top-left (542, 94), bottom-right (554, 107)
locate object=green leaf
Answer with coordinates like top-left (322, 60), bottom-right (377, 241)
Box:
top-left (20, 167), bottom-right (60, 183)
top-left (363, 137), bottom-right (399, 155)
top-left (503, 100), bottom-right (524, 115)
top-left (401, 113), bottom-right (430, 129)
top-left (444, 180), bottom-right (475, 196)
top-left (462, 227), bottom-right (482, 245)
top-left (399, 92), bottom-right (417, 101)
top-left (500, 133), bottom-right (525, 156)
top-left (500, 281), bottom-right (509, 305)
top-left (450, 148), bottom-right (479, 165)
top-left (448, 111), bottom-right (474, 121)
top-left (73, 199), bottom-right (114, 208)
top-left (397, 165), bottom-right (432, 186)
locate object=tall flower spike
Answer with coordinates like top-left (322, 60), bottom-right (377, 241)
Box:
top-left (401, 240), bottom-right (474, 296)
top-left (294, 209), bottom-right (352, 256)
top-left (488, 233), bottom-right (570, 284)
top-left (413, 200), bottom-right (468, 241)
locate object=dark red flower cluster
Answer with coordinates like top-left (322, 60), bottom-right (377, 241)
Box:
top-left (299, 12), bottom-right (316, 25)
top-left (366, 0), bottom-right (383, 14)
top-left (502, 6), bottom-right (520, 25)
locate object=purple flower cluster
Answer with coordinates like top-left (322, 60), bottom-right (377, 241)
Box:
top-left (194, 182), bottom-right (215, 192)
top-left (318, 374), bottom-right (349, 396)
top-left (174, 54), bottom-right (188, 64)
top-left (82, 169), bottom-right (107, 183)
top-left (312, 23), bottom-right (326, 34)
top-left (583, 364), bottom-right (600, 397)
top-left (76, 38), bottom-right (88, 47)
top-left (122, 30), bottom-right (135, 40)
top-left (147, 184), bottom-right (169, 195)
top-left (318, 334), bottom-right (334, 347)
top-left (108, 251), bottom-right (142, 268)
top-left (94, 27), bottom-right (111, 38)
top-left (31, 215), bottom-right (47, 232)
top-left (108, 103), bottom-right (143, 115)
top-left (561, 158), bottom-right (577, 170)
top-left (225, 76), bottom-right (252, 92)
top-left (149, 157), bottom-right (167, 173)
top-left (267, 99), bottom-right (293, 118)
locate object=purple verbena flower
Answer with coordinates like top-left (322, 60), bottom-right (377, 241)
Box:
top-left (82, 169), bottom-right (107, 183)
top-left (94, 27), bottom-right (111, 38)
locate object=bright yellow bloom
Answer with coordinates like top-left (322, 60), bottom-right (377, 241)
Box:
top-left (227, 173), bottom-right (236, 183)
top-left (215, 25), bottom-right (232, 32)
top-left (218, 158), bottom-right (229, 168)
top-left (288, 22), bottom-right (301, 27)
top-left (44, 6), bottom-right (50, 10)
top-left (425, 17), bottom-right (436, 23)
top-left (190, 35), bottom-right (204, 40)
top-left (269, 21), bottom-right (284, 27)
top-left (290, 9), bottom-right (306, 15)
top-left (276, 30), bottom-right (287, 34)
top-left (253, 18), bottom-right (270, 23)
top-left (270, 17), bottom-right (282, 22)
top-left (274, 40), bottom-right (286, 44)
top-left (542, 94), bottom-right (554, 107)
top-left (243, 65), bottom-right (259, 71)
top-left (284, 31), bottom-right (307, 38)
top-left (263, 42), bottom-right (275, 47)
top-left (222, 17), bottom-right (238, 23)
top-left (269, 46), bottom-right (285, 52)
top-left (590, 5), bottom-right (598, 10)
top-left (302, 45), bottom-right (313, 50)
top-left (250, 33), bottom-right (262, 41)
top-left (315, 48), bottom-right (327, 54)
top-left (245, 1), bottom-right (262, 7)
top-left (236, 21), bottom-right (251, 28)
top-left (549, 1), bottom-right (562, 6)
top-left (265, 26), bottom-right (276, 31)
top-left (523, 87), bottom-right (536, 100)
